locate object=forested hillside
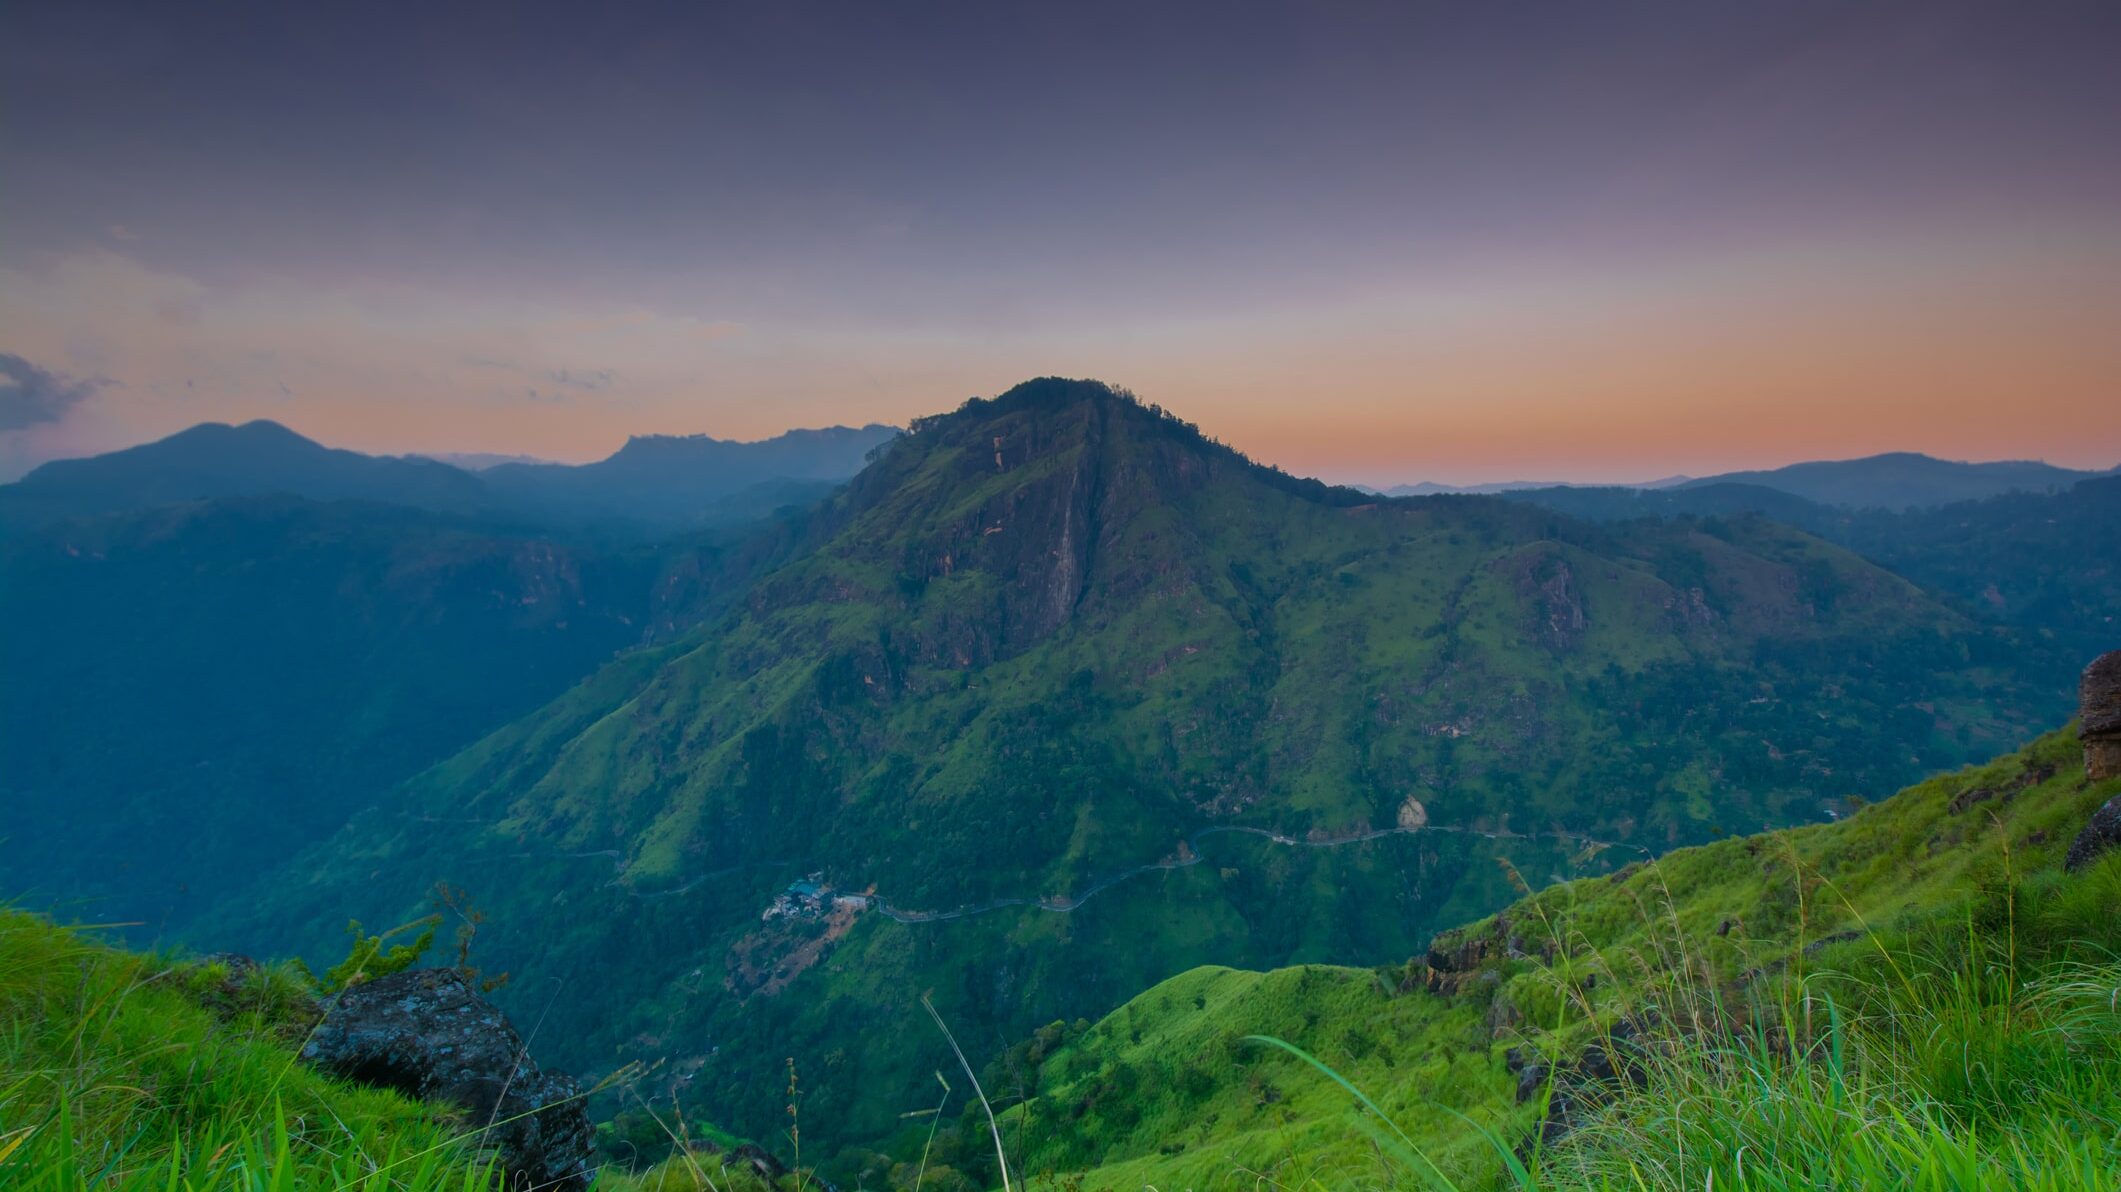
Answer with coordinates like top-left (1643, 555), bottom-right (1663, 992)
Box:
top-left (199, 380), bottom-right (2083, 1171)
top-left (0, 495), bottom-right (806, 925)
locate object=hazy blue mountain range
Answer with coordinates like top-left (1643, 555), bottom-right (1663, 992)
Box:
top-left (1, 419), bottom-right (901, 534)
top-left (1367, 476), bottom-right (1692, 497)
top-left (0, 420), bottom-right (491, 527)
top-left (1676, 451), bottom-right (2115, 509)
top-left (479, 425), bottom-right (899, 530)
top-left (411, 451), bottom-right (555, 471)
top-left (1377, 452), bottom-right (2114, 510)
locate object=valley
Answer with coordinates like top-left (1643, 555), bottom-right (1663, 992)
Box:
top-left (3, 379), bottom-right (2115, 1188)
top-left (33, 377), bottom-right (2081, 1176)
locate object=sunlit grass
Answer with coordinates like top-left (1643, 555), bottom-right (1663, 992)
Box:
top-left (0, 909), bottom-right (493, 1191)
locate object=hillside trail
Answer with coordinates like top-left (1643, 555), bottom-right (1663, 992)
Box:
top-left (873, 821), bottom-right (1641, 923)
top-left (498, 818), bottom-right (1643, 924)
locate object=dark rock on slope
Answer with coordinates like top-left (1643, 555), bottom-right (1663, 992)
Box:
top-left (303, 969), bottom-right (592, 1190)
top-left (2081, 650), bottom-right (2121, 782)
top-left (2067, 797), bottom-right (2121, 872)
top-left (2066, 651), bottom-right (2121, 871)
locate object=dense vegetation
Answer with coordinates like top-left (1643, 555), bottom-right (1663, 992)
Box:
top-left (9, 378), bottom-right (2116, 1188)
top-left (16, 724), bottom-right (2108, 1190)
top-left (191, 380), bottom-right (2090, 1172)
top-left (0, 486), bottom-right (829, 929)
top-left (1506, 474), bottom-right (2121, 692)
top-left (934, 726), bottom-right (2121, 1190)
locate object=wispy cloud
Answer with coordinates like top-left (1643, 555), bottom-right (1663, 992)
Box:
top-left (545, 367), bottom-right (614, 391)
top-left (0, 352), bottom-right (112, 431)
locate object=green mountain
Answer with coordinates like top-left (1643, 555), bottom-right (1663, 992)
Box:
top-left (979, 724), bottom-right (2121, 1191)
top-left (204, 379), bottom-right (2077, 1172)
top-left (1503, 476), bottom-right (2121, 678)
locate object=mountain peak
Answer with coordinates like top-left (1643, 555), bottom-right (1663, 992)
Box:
top-left (909, 376), bottom-right (1139, 433)
top-left (882, 379), bottom-right (1375, 532)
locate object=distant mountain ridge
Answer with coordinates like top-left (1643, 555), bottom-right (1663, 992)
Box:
top-left (481, 424), bottom-right (899, 527)
top-left (1368, 476), bottom-right (1692, 497)
top-left (1677, 451), bottom-right (2114, 510)
top-left (1, 419), bottom-right (901, 533)
top-left (2, 420), bottom-right (491, 525)
top-left (411, 451), bottom-right (554, 471)
top-left (1375, 452), bottom-right (2113, 510)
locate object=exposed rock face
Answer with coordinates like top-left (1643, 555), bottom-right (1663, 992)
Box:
top-left (2082, 651), bottom-right (2121, 781)
top-left (2065, 796), bottom-right (2121, 872)
top-left (1507, 1020), bottom-right (1649, 1155)
top-left (1421, 916), bottom-right (1540, 995)
top-left (303, 969), bottom-right (591, 1190)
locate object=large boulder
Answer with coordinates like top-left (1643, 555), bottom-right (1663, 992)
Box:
top-left (302, 969), bottom-right (592, 1190)
top-left (2066, 795), bottom-right (2121, 873)
top-left (2083, 651), bottom-right (2121, 781)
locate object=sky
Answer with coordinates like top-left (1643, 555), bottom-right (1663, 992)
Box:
top-left (3, 0), bottom-right (2118, 484)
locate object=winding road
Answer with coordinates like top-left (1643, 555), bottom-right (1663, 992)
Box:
top-left (872, 821), bottom-right (1641, 924)
top-left (475, 813), bottom-right (1643, 925)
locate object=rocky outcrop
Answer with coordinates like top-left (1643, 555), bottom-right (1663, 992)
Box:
top-left (303, 969), bottom-right (592, 1190)
top-left (2082, 651), bottom-right (2121, 781)
top-left (2064, 651), bottom-right (2121, 872)
top-left (1508, 1019), bottom-right (1650, 1154)
top-left (2066, 796), bottom-right (2121, 872)
top-left (1420, 916), bottom-right (1539, 996)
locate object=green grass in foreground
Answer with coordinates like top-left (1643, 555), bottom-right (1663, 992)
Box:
top-left (0, 909), bottom-right (491, 1191)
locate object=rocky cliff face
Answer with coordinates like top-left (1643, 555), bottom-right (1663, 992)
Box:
top-left (304, 969), bottom-right (593, 1190)
top-left (2081, 650), bottom-right (2121, 781)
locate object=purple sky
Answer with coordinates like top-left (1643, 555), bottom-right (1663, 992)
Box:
top-left (4, 0), bottom-right (2118, 482)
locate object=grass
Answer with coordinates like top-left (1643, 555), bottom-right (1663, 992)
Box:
top-left (0, 909), bottom-right (493, 1191)
top-left (1255, 877), bottom-right (2121, 1192)
top-left (9, 723), bottom-right (2116, 1190)
top-left (989, 725), bottom-right (2121, 1190)
top-left (1540, 955), bottom-right (2121, 1190)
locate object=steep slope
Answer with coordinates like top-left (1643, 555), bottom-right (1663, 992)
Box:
top-left (0, 496), bottom-right (719, 928)
top-left (995, 724), bottom-right (2121, 1191)
top-left (213, 379), bottom-right (2071, 1168)
top-left (1504, 476), bottom-right (2121, 686)
top-left (0, 420), bottom-right (490, 528)
top-left (1677, 451), bottom-right (2111, 510)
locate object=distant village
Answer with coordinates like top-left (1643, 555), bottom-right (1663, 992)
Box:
top-left (761, 873), bottom-right (872, 922)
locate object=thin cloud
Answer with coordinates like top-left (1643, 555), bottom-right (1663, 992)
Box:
top-left (546, 367), bottom-right (615, 391)
top-left (0, 352), bottom-right (111, 431)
